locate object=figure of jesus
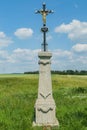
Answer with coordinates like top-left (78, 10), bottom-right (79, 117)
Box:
top-left (35, 3), bottom-right (53, 26)
top-left (42, 12), bottom-right (46, 24)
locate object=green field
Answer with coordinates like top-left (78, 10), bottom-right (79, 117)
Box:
top-left (0, 74), bottom-right (87, 130)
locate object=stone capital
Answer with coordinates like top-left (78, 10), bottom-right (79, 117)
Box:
top-left (38, 51), bottom-right (52, 59)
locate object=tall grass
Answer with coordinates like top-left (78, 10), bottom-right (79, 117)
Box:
top-left (0, 74), bottom-right (87, 130)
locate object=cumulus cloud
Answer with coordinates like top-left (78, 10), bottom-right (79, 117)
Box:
top-left (14, 28), bottom-right (33, 39)
top-left (0, 32), bottom-right (6, 38)
top-left (0, 48), bottom-right (39, 73)
top-left (7, 48), bottom-right (39, 63)
top-left (72, 43), bottom-right (87, 52)
top-left (0, 32), bottom-right (13, 48)
top-left (53, 49), bottom-right (72, 59)
top-left (0, 50), bottom-right (9, 65)
top-left (0, 50), bottom-right (8, 59)
top-left (0, 48), bottom-right (87, 73)
top-left (52, 49), bottom-right (87, 70)
top-left (55, 19), bottom-right (87, 42)
top-left (0, 38), bottom-right (13, 48)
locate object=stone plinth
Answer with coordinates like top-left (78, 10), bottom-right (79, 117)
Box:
top-left (34, 51), bottom-right (59, 126)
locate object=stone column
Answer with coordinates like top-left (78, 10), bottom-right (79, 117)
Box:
top-left (34, 51), bottom-right (59, 126)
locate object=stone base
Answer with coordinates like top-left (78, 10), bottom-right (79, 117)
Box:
top-left (33, 99), bottom-right (59, 127)
top-left (33, 51), bottom-right (59, 127)
top-left (33, 120), bottom-right (59, 127)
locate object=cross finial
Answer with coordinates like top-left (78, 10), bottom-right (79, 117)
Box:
top-left (35, 3), bottom-right (53, 26)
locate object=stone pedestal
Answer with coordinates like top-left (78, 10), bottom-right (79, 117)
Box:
top-left (34, 51), bottom-right (59, 126)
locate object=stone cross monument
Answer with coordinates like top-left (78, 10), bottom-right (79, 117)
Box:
top-left (34, 3), bottom-right (59, 126)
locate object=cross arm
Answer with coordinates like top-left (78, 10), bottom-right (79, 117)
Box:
top-left (35, 10), bottom-right (41, 14)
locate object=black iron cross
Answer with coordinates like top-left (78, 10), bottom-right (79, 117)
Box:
top-left (35, 3), bottom-right (53, 26)
top-left (35, 3), bottom-right (53, 51)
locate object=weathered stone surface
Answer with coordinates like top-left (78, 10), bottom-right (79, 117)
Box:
top-left (34, 51), bottom-right (59, 126)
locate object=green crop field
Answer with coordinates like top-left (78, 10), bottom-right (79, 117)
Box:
top-left (0, 74), bottom-right (87, 130)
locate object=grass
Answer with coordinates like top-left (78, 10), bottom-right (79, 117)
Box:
top-left (0, 74), bottom-right (87, 130)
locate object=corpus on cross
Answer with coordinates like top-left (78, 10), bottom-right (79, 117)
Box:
top-left (35, 3), bottom-right (53, 26)
top-left (35, 3), bottom-right (53, 51)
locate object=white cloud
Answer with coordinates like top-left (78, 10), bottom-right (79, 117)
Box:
top-left (0, 48), bottom-right (87, 73)
top-left (0, 38), bottom-right (13, 48)
top-left (52, 49), bottom-right (87, 70)
top-left (0, 32), bottom-right (13, 48)
top-left (53, 49), bottom-right (73, 59)
top-left (0, 50), bottom-right (8, 59)
top-left (55, 19), bottom-right (87, 42)
top-left (0, 50), bottom-right (9, 65)
top-left (72, 43), bottom-right (87, 52)
top-left (0, 48), bottom-right (39, 73)
top-left (14, 28), bottom-right (33, 39)
top-left (0, 32), bottom-right (6, 38)
top-left (7, 48), bottom-right (39, 63)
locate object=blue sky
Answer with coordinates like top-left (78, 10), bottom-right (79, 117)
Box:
top-left (0, 0), bottom-right (87, 73)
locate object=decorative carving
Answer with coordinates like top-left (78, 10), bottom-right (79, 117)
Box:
top-left (37, 106), bottom-right (53, 113)
top-left (38, 60), bottom-right (51, 65)
top-left (40, 93), bottom-right (51, 99)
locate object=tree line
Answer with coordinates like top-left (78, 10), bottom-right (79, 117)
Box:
top-left (24, 70), bottom-right (87, 75)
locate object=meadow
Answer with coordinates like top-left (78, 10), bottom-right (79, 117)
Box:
top-left (0, 74), bottom-right (87, 130)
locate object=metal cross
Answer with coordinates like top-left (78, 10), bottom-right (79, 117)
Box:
top-left (35, 3), bottom-right (53, 26)
top-left (35, 3), bottom-right (53, 51)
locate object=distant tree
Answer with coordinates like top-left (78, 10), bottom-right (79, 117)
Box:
top-left (24, 70), bottom-right (87, 75)
top-left (24, 71), bottom-right (39, 74)
top-left (66, 70), bottom-right (74, 75)
top-left (80, 70), bottom-right (87, 75)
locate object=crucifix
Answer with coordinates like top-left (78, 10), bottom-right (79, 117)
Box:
top-left (35, 3), bottom-right (53, 26)
top-left (34, 3), bottom-right (59, 127)
top-left (35, 3), bottom-right (53, 51)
